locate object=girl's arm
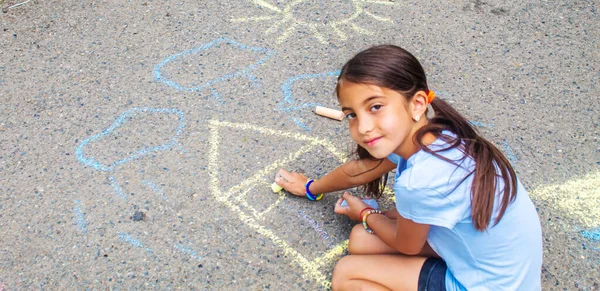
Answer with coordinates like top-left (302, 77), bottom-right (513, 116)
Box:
top-left (368, 210), bottom-right (430, 255)
top-left (275, 157), bottom-right (396, 197)
top-left (335, 192), bottom-right (429, 255)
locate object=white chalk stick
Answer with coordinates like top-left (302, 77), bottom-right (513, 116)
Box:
top-left (315, 106), bottom-right (344, 121)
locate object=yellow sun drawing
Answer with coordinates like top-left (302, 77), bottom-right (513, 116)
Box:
top-left (231, 0), bottom-right (396, 44)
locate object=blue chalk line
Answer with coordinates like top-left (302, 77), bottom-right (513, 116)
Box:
top-left (298, 210), bottom-right (334, 246)
top-left (174, 244), bottom-right (203, 261)
top-left (502, 139), bottom-right (518, 163)
top-left (581, 228), bottom-right (600, 242)
top-left (142, 180), bottom-right (168, 201)
top-left (75, 108), bottom-right (185, 172)
top-left (153, 37), bottom-right (274, 92)
top-left (278, 71), bottom-right (341, 132)
top-left (109, 176), bottom-right (128, 200)
top-left (117, 231), bottom-right (153, 254)
top-left (73, 200), bottom-right (87, 233)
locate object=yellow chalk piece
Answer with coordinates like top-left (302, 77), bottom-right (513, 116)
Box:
top-left (271, 182), bottom-right (283, 193)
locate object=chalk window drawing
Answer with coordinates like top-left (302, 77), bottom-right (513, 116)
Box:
top-left (231, 0), bottom-right (395, 44)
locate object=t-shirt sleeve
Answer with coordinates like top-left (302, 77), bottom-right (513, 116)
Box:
top-left (394, 184), bottom-right (469, 229)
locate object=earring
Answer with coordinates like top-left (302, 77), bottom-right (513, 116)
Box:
top-left (413, 115), bottom-right (421, 122)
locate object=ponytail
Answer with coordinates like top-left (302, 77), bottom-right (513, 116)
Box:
top-left (416, 98), bottom-right (518, 231)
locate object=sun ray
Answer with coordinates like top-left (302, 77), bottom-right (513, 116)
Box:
top-left (252, 0), bottom-right (282, 13)
top-left (330, 24), bottom-right (348, 41)
top-left (349, 22), bottom-right (372, 35)
top-left (308, 23), bottom-right (327, 44)
top-left (334, 2), bottom-right (363, 26)
top-left (266, 15), bottom-right (291, 34)
top-left (364, 10), bottom-right (393, 23)
top-left (278, 21), bottom-right (299, 43)
top-left (233, 0), bottom-right (397, 44)
top-left (363, 0), bottom-right (397, 5)
top-left (231, 15), bottom-right (276, 22)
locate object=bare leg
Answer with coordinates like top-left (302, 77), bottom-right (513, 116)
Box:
top-left (348, 224), bottom-right (440, 258)
top-left (331, 254), bottom-right (427, 291)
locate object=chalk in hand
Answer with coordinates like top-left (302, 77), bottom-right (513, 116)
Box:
top-left (341, 198), bottom-right (379, 209)
top-left (271, 182), bottom-right (283, 193)
top-left (315, 106), bottom-right (344, 121)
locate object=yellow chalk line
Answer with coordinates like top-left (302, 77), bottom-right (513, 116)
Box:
top-left (230, 15), bottom-right (275, 22)
top-left (313, 240), bottom-right (349, 268)
top-left (530, 170), bottom-right (600, 228)
top-left (233, 0), bottom-right (395, 44)
top-left (225, 142), bottom-right (318, 197)
top-left (255, 192), bottom-right (287, 220)
top-left (363, 0), bottom-right (397, 5)
top-left (208, 120), bottom-right (349, 289)
top-left (212, 120), bottom-right (347, 161)
top-left (363, 10), bottom-right (393, 23)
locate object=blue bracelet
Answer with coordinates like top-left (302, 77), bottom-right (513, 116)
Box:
top-left (305, 179), bottom-right (323, 201)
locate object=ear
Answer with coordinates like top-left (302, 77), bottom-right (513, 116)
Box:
top-left (409, 91), bottom-right (428, 121)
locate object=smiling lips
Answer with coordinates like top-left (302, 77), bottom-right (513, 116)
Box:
top-left (365, 137), bottom-right (382, 147)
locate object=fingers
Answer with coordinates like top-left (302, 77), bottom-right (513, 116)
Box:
top-left (276, 168), bottom-right (291, 182)
top-left (342, 191), bottom-right (353, 200)
top-left (275, 168), bottom-right (308, 197)
top-left (334, 197), bottom-right (348, 215)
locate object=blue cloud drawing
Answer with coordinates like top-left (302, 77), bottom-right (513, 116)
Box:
top-left (153, 37), bottom-right (274, 92)
top-left (75, 108), bottom-right (185, 172)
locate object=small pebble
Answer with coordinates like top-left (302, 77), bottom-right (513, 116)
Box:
top-left (132, 211), bottom-right (144, 221)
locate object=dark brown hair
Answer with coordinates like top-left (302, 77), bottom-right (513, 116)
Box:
top-left (336, 45), bottom-right (517, 231)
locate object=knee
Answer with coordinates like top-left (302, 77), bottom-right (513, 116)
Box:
top-left (348, 224), bottom-right (368, 255)
top-left (331, 256), bottom-right (353, 291)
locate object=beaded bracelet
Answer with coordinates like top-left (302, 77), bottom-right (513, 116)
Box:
top-left (362, 209), bottom-right (383, 234)
top-left (305, 179), bottom-right (323, 201)
top-left (359, 207), bottom-right (375, 221)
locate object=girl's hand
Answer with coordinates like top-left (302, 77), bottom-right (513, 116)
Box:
top-left (274, 168), bottom-right (308, 197)
top-left (334, 192), bottom-right (369, 222)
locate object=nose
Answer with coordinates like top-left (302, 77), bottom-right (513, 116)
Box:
top-left (357, 115), bottom-right (374, 135)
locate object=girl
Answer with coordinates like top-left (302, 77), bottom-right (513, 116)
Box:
top-left (274, 45), bottom-right (542, 290)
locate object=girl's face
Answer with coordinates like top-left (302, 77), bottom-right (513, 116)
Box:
top-left (338, 80), bottom-right (419, 160)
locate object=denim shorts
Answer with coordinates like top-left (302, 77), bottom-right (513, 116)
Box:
top-left (418, 257), bottom-right (447, 291)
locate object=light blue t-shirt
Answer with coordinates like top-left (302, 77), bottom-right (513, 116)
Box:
top-left (387, 135), bottom-right (542, 291)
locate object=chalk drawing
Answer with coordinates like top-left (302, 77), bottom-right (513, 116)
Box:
top-left (153, 38), bottom-right (274, 93)
top-left (117, 231), bottom-right (154, 254)
top-left (75, 108), bottom-right (185, 172)
top-left (502, 139), bottom-right (518, 163)
top-left (142, 180), bottom-right (168, 201)
top-left (530, 170), bottom-right (600, 229)
top-left (208, 120), bottom-right (349, 289)
top-left (299, 210), bottom-right (336, 247)
top-left (468, 120), bottom-right (494, 128)
top-left (73, 200), bottom-right (87, 233)
top-left (174, 243), bottom-right (203, 261)
top-left (581, 228), bottom-right (600, 243)
top-left (279, 71), bottom-right (340, 131)
top-left (109, 176), bottom-right (127, 200)
top-left (231, 0), bottom-right (395, 44)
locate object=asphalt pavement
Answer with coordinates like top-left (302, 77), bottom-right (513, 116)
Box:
top-left (0, 0), bottom-right (598, 290)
